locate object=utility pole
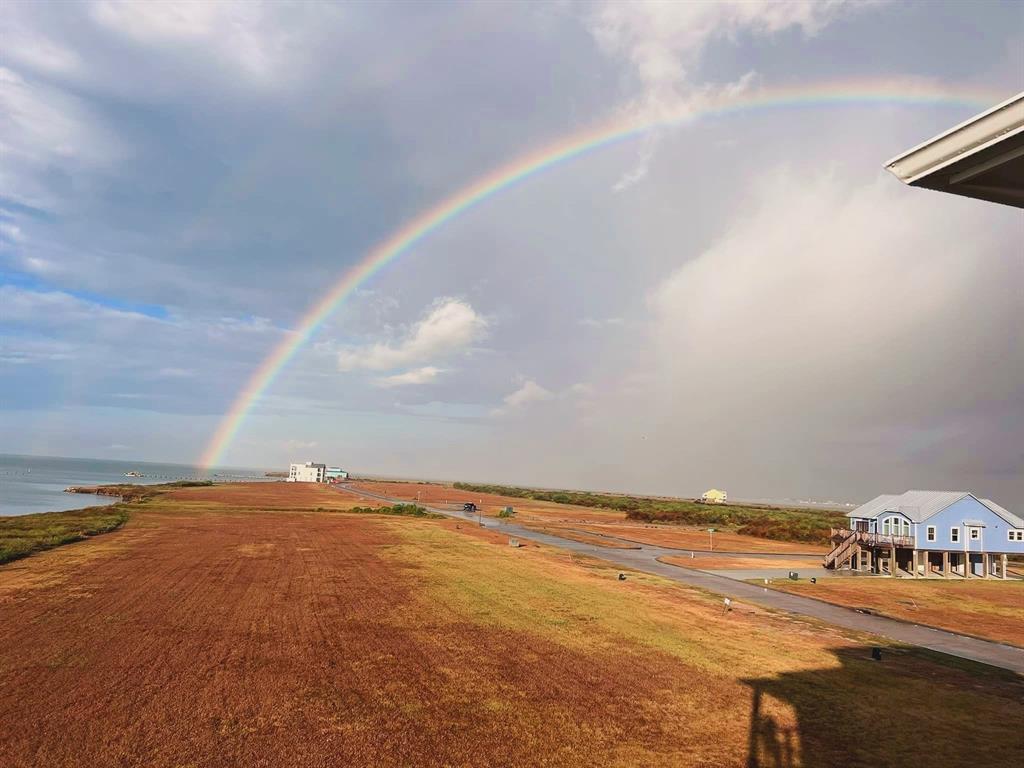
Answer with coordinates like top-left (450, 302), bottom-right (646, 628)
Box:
top-left (708, 528), bottom-right (715, 551)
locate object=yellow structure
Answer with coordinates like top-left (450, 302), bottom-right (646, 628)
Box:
top-left (701, 489), bottom-right (728, 504)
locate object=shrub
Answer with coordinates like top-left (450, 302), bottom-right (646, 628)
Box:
top-left (347, 504), bottom-right (443, 519)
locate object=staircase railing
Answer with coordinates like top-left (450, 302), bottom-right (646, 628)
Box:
top-left (830, 528), bottom-right (914, 548)
top-left (824, 530), bottom-right (858, 568)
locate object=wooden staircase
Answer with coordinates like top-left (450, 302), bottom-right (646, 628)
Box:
top-left (823, 529), bottom-right (858, 569)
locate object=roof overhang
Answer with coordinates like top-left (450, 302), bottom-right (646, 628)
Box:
top-left (885, 92), bottom-right (1024, 208)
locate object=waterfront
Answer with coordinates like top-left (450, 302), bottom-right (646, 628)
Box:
top-left (0, 455), bottom-right (270, 516)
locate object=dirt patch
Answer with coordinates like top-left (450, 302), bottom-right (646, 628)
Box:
top-left (236, 541), bottom-right (277, 557)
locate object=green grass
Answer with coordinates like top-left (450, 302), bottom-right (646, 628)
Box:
top-left (0, 505), bottom-right (131, 565)
top-left (454, 481), bottom-right (845, 544)
top-left (345, 503), bottom-right (444, 519)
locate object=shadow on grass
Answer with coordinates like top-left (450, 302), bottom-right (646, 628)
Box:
top-left (743, 646), bottom-right (1024, 768)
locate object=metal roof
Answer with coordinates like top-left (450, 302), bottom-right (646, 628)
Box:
top-left (847, 490), bottom-right (1022, 526)
top-left (885, 92), bottom-right (1024, 208)
top-left (980, 498), bottom-right (1024, 528)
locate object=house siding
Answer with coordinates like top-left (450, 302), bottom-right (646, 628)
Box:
top-left (915, 497), bottom-right (1024, 554)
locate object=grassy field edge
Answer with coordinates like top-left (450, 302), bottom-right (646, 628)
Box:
top-left (0, 504), bottom-right (131, 565)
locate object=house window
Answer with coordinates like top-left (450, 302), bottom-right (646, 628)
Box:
top-left (970, 528), bottom-right (980, 541)
top-left (1008, 530), bottom-right (1023, 542)
top-left (883, 516), bottom-right (910, 537)
top-left (950, 527), bottom-right (959, 543)
top-left (927, 526), bottom-right (936, 542)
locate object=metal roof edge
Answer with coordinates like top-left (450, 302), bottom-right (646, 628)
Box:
top-left (885, 91), bottom-right (1024, 169)
top-left (975, 495), bottom-right (1024, 528)
top-left (884, 92), bottom-right (1024, 185)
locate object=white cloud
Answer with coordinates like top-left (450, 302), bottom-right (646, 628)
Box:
top-left (492, 377), bottom-right (596, 416)
top-left (337, 298), bottom-right (488, 372)
top-left (0, 28), bottom-right (82, 78)
top-left (586, 1), bottom-right (877, 188)
top-left (0, 67), bottom-right (122, 209)
top-left (579, 316), bottom-right (626, 328)
top-left (611, 138), bottom-right (655, 192)
top-left (0, 285), bottom-right (158, 327)
top-left (590, 0), bottom-right (867, 110)
top-left (89, 0), bottom-right (333, 87)
top-left (492, 379), bottom-right (555, 416)
top-left (375, 366), bottom-right (444, 388)
top-left (0, 222), bottom-right (25, 242)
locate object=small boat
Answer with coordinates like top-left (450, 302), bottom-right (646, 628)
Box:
top-left (124, 471), bottom-right (144, 477)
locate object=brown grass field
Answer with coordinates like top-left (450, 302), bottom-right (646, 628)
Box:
top-left (770, 578), bottom-right (1024, 648)
top-left (662, 554), bottom-right (826, 571)
top-left (0, 482), bottom-right (1021, 767)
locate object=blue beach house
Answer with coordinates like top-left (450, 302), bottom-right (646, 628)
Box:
top-left (824, 491), bottom-right (1023, 578)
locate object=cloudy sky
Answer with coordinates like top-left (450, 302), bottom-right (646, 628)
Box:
top-left (1, 1), bottom-right (1021, 505)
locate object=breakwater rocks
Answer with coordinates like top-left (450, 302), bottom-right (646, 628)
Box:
top-left (64, 486), bottom-right (123, 497)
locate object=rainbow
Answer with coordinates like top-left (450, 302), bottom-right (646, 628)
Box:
top-left (198, 77), bottom-right (1006, 469)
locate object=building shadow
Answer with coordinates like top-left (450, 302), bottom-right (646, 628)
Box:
top-left (742, 646), bottom-right (1023, 768)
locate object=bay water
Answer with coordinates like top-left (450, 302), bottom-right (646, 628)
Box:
top-left (0, 454), bottom-right (271, 516)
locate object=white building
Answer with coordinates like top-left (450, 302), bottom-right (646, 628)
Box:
top-left (288, 462), bottom-right (327, 483)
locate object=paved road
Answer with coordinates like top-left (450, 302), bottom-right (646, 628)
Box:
top-left (553, 527), bottom-right (844, 579)
top-left (338, 485), bottom-right (1024, 674)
